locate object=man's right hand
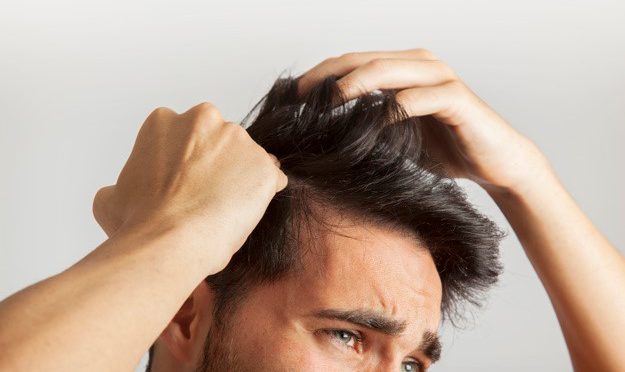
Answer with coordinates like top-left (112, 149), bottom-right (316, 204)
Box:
top-left (0, 101), bottom-right (287, 372)
top-left (92, 102), bottom-right (288, 273)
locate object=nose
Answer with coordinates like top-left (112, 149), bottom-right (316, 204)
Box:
top-left (363, 360), bottom-right (398, 372)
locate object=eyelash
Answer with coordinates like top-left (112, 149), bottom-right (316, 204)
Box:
top-left (322, 329), bottom-right (364, 351)
top-left (320, 329), bottom-right (425, 371)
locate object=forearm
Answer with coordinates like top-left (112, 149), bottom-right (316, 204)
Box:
top-left (488, 168), bottom-right (625, 372)
top-left (0, 221), bottom-right (218, 372)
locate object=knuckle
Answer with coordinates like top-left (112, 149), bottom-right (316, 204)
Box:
top-left (338, 51), bottom-right (360, 63)
top-left (223, 121), bottom-right (249, 140)
top-left (93, 186), bottom-right (106, 205)
top-left (337, 78), bottom-right (359, 94)
top-left (194, 102), bottom-right (222, 121)
top-left (95, 185), bottom-right (116, 204)
top-left (437, 61), bottom-right (458, 80)
top-left (414, 48), bottom-right (436, 59)
top-left (320, 56), bottom-right (338, 66)
top-left (395, 89), bottom-right (410, 101)
top-left (234, 125), bottom-right (250, 139)
top-left (446, 79), bottom-right (466, 92)
top-left (366, 58), bottom-right (390, 71)
top-left (92, 186), bottom-right (113, 219)
top-left (149, 106), bottom-right (175, 119)
top-left (195, 101), bottom-right (216, 112)
top-left (230, 122), bottom-right (248, 134)
top-left (395, 89), bottom-right (414, 108)
top-left (186, 103), bottom-right (223, 132)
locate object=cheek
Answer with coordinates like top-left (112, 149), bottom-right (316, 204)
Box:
top-left (257, 334), bottom-right (349, 371)
top-left (231, 318), bottom-right (350, 371)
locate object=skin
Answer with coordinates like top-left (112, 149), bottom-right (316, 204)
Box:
top-left (0, 48), bottom-right (623, 372)
top-left (157, 210), bottom-right (443, 372)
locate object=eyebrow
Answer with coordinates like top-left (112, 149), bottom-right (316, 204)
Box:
top-left (310, 308), bottom-right (442, 363)
top-left (312, 308), bottom-right (407, 335)
top-left (420, 330), bottom-right (442, 363)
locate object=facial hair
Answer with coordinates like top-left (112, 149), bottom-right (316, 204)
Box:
top-left (195, 319), bottom-right (246, 372)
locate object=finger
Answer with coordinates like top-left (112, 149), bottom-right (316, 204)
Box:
top-left (266, 152), bottom-right (287, 191)
top-left (182, 102), bottom-right (224, 124)
top-left (336, 58), bottom-right (457, 101)
top-left (224, 120), bottom-right (243, 129)
top-left (93, 185), bottom-right (116, 213)
top-left (298, 48), bottom-right (437, 95)
top-left (274, 168), bottom-right (288, 192)
top-left (145, 106), bottom-right (179, 124)
top-left (267, 152), bottom-right (281, 168)
top-left (395, 80), bottom-right (467, 125)
top-left (92, 185), bottom-right (118, 236)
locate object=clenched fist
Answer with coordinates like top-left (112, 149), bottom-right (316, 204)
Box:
top-left (92, 102), bottom-right (287, 272)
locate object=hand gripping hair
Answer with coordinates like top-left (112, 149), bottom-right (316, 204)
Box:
top-left (205, 75), bottom-right (506, 325)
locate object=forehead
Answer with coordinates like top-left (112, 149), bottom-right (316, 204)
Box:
top-left (289, 207), bottom-right (443, 330)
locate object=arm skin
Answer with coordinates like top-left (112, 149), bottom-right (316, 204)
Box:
top-left (0, 102), bottom-right (288, 372)
top-left (0, 220), bottom-right (217, 372)
top-left (487, 169), bottom-right (625, 372)
top-left (298, 48), bottom-right (625, 371)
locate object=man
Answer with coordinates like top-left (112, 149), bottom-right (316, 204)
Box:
top-left (0, 48), bottom-right (623, 372)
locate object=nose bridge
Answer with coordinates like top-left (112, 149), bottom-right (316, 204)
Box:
top-left (367, 361), bottom-right (396, 372)
top-left (363, 354), bottom-right (399, 372)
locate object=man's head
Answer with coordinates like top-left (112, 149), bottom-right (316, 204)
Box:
top-left (149, 76), bottom-right (505, 371)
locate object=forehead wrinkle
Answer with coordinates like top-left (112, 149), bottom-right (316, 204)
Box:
top-left (293, 204), bottom-right (443, 333)
top-left (298, 210), bottom-right (440, 312)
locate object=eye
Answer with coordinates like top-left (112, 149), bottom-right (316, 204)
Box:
top-left (322, 329), bottom-right (364, 350)
top-left (401, 360), bottom-right (423, 372)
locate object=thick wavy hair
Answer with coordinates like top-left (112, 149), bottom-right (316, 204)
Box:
top-left (201, 74), bottom-right (506, 325)
top-left (146, 74), bottom-right (506, 371)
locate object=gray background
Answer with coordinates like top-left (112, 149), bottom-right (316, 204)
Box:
top-left (1, 1), bottom-right (623, 371)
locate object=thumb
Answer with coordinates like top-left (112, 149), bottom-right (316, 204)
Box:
top-left (92, 185), bottom-right (119, 237)
top-left (267, 153), bottom-right (281, 168)
top-left (266, 152), bottom-right (288, 192)
top-left (275, 168), bottom-right (289, 192)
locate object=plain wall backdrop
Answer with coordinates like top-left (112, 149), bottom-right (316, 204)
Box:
top-left (1, 1), bottom-right (624, 371)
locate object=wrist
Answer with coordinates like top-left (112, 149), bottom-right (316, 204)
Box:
top-left (90, 214), bottom-right (233, 279)
top-left (485, 162), bottom-right (563, 205)
top-left (487, 172), bottom-right (567, 218)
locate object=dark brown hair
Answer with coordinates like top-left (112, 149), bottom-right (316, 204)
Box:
top-left (205, 75), bottom-right (506, 323)
top-left (146, 74), bottom-right (506, 371)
